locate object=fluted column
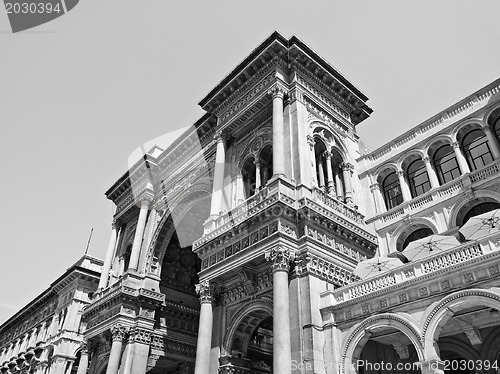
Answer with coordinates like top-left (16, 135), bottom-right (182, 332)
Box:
top-left (129, 198), bottom-right (151, 271)
top-left (98, 220), bottom-right (119, 289)
top-left (341, 162), bottom-right (355, 205)
top-left (254, 160), bottom-right (261, 191)
top-left (266, 246), bottom-right (293, 374)
top-left (423, 156), bottom-right (440, 188)
top-left (75, 342), bottom-right (89, 374)
top-left (194, 281), bottom-right (214, 374)
top-left (452, 141), bottom-right (470, 175)
top-left (324, 152), bottom-right (336, 196)
top-left (397, 169), bottom-right (412, 202)
top-left (269, 86), bottom-right (286, 177)
top-left (317, 159), bottom-right (325, 190)
top-left (210, 131), bottom-right (227, 217)
top-left (483, 126), bottom-right (500, 159)
top-left (106, 324), bottom-right (127, 374)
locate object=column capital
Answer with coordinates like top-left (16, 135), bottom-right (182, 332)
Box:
top-left (288, 87), bottom-right (304, 103)
top-left (110, 324), bottom-right (128, 342)
top-left (397, 169), bottom-right (405, 177)
top-left (423, 156), bottom-right (431, 163)
top-left (370, 183), bottom-right (380, 192)
top-left (265, 245), bottom-right (295, 272)
top-left (80, 341), bottom-right (89, 355)
top-left (452, 140), bottom-right (460, 149)
top-left (267, 85), bottom-right (286, 100)
top-left (322, 150), bottom-right (332, 160)
top-left (111, 219), bottom-right (120, 230)
top-left (214, 130), bottom-right (228, 144)
top-left (195, 280), bottom-right (216, 304)
top-left (340, 162), bottom-right (354, 172)
top-left (128, 327), bottom-right (152, 345)
top-left (253, 159), bottom-right (261, 167)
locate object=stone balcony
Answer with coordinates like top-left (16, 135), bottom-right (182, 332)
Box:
top-left (320, 230), bottom-right (500, 323)
top-left (367, 159), bottom-right (500, 228)
top-left (194, 177), bottom-right (369, 251)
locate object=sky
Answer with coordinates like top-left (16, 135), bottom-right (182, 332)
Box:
top-left (0, 1), bottom-right (499, 325)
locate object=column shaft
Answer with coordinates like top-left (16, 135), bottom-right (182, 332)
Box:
top-left (98, 222), bottom-right (119, 289)
top-left (105, 340), bottom-right (123, 374)
top-left (273, 269), bottom-right (292, 374)
top-left (342, 163), bottom-right (355, 205)
top-left (370, 184), bottom-right (385, 214)
top-left (483, 126), bottom-right (500, 159)
top-left (210, 133), bottom-right (226, 216)
top-left (335, 168), bottom-right (344, 200)
top-left (423, 157), bottom-right (440, 188)
top-left (317, 160), bottom-right (325, 189)
top-left (324, 153), bottom-right (336, 196)
top-left (129, 200), bottom-right (149, 271)
top-left (453, 141), bottom-right (470, 175)
top-left (397, 170), bottom-right (412, 201)
top-left (75, 352), bottom-right (89, 374)
top-left (271, 89), bottom-right (285, 176)
top-left (255, 160), bottom-right (261, 191)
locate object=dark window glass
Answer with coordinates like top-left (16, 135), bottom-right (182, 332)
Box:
top-left (407, 159), bottom-right (431, 198)
top-left (433, 145), bottom-right (461, 184)
top-left (382, 172), bottom-right (403, 210)
top-left (462, 202), bottom-right (500, 225)
top-left (494, 118), bottom-right (500, 143)
top-left (402, 227), bottom-right (434, 250)
top-left (462, 129), bottom-right (493, 171)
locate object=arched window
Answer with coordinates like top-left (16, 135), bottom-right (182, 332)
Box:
top-left (242, 157), bottom-right (256, 199)
top-left (495, 118), bottom-right (500, 140)
top-left (407, 159), bottom-right (431, 198)
top-left (433, 145), bottom-right (460, 184)
top-left (123, 244), bottom-right (132, 273)
top-left (259, 145), bottom-right (273, 187)
top-left (462, 202), bottom-right (500, 225)
top-left (382, 172), bottom-right (403, 210)
top-left (462, 129), bottom-right (493, 171)
top-left (402, 227), bottom-right (433, 250)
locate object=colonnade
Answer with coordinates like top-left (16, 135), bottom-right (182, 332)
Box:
top-left (315, 150), bottom-right (355, 206)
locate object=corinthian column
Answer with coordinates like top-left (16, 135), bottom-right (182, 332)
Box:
top-left (423, 156), bottom-right (440, 188)
top-left (210, 131), bottom-right (227, 217)
top-left (397, 169), bottom-right (412, 202)
top-left (194, 281), bottom-right (215, 374)
top-left (106, 324), bottom-right (127, 374)
top-left (129, 197), bottom-right (152, 272)
top-left (452, 141), bottom-right (470, 175)
top-left (324, 151), bottom-right (336, 196)
top-left (483, 126), bottom-right (500, 159)
top-left (341, 162), bottom-right (355, 205)
top-left (269, 86), bottom-right (286, 177)
top-left (266, 246), bottom-right (294, 374)
top-left (98, 220), bottom-right (120, 289)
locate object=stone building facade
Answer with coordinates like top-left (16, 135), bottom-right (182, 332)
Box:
top-left (0, 255), bottom-right (102, 374)
top-left (2, 32), bottom-right (500, 374)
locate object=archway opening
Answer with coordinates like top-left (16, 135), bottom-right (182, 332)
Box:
top-left (242, 157), bottom-right (257, 199)
top-left (355, 326), bottom-right (421, 374)
top-left (455, 198), bottom-right (500, 228)
top-left (259, 145), bottom-right (273, 188)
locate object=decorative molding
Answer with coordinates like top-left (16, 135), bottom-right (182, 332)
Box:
top-left (265, 246), bottom-right (294, 272)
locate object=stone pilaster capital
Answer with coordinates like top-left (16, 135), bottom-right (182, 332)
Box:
top-left (265, 245), bottom-right (295, 272)
top-left (307, 135), bottom-right (315, 150)
top-left (397, 169), bottom-right (405, 177)
top-left (370, 183), bottom-right (381, 192)
top-left (80, 341), bottom-right (89, 355)
top-left (423, 156), bottom-right (431, 164)
top-left (110, 324), bottom-right (128, 342)
top-left (195, 280), bottom-right (216, 304)
top-left (267, 85), bottom-right (286, 100)
top-left (452, 141), bottom-right (460, 149)
top-left (111, 219), bottom-right (120, 230)
top-left (128, 327), bottom-right (152, 345)
top-left (340, 162), bottom-right (354, 173)
top-left (288, 87), bottom-right (304, 103)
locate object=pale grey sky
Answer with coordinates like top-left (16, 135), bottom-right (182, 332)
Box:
top-left (1, 1), bottom-right (499, 324)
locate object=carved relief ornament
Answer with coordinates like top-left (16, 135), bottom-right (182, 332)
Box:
top-left (265, 246), bottom-right (295, 272)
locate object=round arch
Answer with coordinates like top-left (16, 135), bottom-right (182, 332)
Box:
top-left (483, 105), bottom-right (500, 127)
top-left (390, 217), bottom-right (438, 252)
top-left (238, 128), bottom-right (273, 169)
top-left (438, 336), bottom-right (480, 362)
top-left (143, 185), bottom-right (212, 275)
top-left (341, 313), bottom-right (424, 374)
top-left (222, 298), bottom-right (273, 356)
top-left (425, 135), bottom-right (453, 160)
top-left (373, 163), bottom-right (399, 185)
top-left (310, 121), bottom-right (349, 160)
top-left (447, 189), bottom-right (500, 228)
top-left (452, 119), bottom-right (485, 143)
top-left (421, 288), bottom-right (500, 359)
top-left (398, 149), bottom-right (426, 168)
